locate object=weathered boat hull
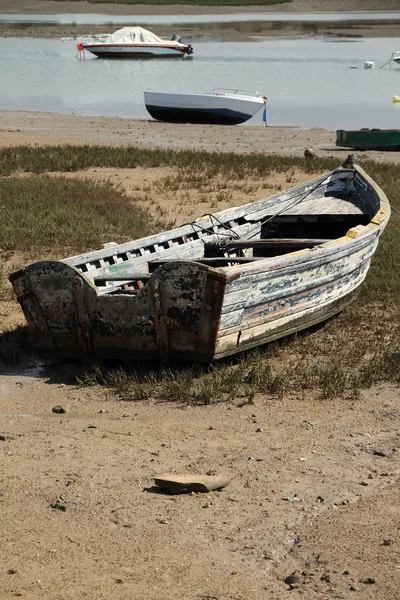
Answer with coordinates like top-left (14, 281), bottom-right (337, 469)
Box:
top-left (9, 164), bottom-right (390, 362)
top-left (10, 260), bottom-right (227, 362)
top-left (84, 45), bottom-right (191, 58)
top-left (144, 105), bottom-right (251, 125)
top-left (144, 90), bottom-right (265, 125)
top-left (336, 128), bottom-right (400, 150)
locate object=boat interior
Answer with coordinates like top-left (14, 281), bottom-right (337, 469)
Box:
top-left (64, 169), bottom-right (378, 296)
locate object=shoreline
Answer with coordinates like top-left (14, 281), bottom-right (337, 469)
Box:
top-left (2, 109), bottom-right (400, 164)
top-left (1, 0), bottom-right (400, 159)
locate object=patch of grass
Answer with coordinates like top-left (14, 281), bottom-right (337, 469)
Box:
top-left (77, 360), bottom-right (256, 405)
top-left (76, 317), bottom-right (400, 403)
top-left (0, 144), bottom-right (338, 178)
top-left (244, 357), bottom-right (289, 398)
top-left (0, 175), bottom-right (166, 254)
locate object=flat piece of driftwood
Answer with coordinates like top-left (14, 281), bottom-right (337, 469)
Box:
top-left (153, 473), bottom-right (231, 494)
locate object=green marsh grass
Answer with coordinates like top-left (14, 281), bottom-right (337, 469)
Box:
top-left (0, 175), bottom-right (165, 254)
top-left (0, 144), bottom-right (332, 177)
top-left (1, 145), bottom-right (399, 399)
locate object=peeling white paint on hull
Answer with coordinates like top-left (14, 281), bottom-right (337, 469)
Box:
top-left (9, 163), bottom-right (390, 362)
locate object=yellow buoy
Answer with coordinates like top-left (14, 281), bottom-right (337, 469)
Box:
top-left (392, 95), bottom-right (400, 102)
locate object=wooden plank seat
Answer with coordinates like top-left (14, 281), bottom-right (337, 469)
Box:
top-left (94, 273), bottom-right (150, 285)
top-left (243, 196), bottom-right (366, 222)
top-left (94, 239), bottom-right (330, 283)
top-left (149, 258), bottom-right (259, 269)
top-left (205, 238), bottom-right (330, 250)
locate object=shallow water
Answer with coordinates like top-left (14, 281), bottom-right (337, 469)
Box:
top-left (2, 35), bottom-right (400, 130)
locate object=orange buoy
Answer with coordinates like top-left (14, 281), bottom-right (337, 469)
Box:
top-left (76, 42), bottom-right (84, 51)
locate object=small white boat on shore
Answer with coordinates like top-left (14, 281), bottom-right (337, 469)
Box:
top-left (80, 26), bottom-right (193, 59)
top-left (144, 89), bottom-right (267, 125)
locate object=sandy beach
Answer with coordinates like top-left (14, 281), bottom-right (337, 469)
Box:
top-left (1, 3), bottom-right (400, 600)
top-left (2, 109), bottom-right (400, 165)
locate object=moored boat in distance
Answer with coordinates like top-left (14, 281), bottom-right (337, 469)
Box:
top-left (9, 159), bottom-right (390, 362)
top-left (336, 128), bottom-right (400, 150)
top-left (81, 26), bottom-right (193, 58)
top-left (144, 89), bottom-right (266, 125)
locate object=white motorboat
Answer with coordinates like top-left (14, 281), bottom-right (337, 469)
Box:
top-left (144, 89), bottom-right (267, 125)
top-left (80, 26), bottom-right (193, 58)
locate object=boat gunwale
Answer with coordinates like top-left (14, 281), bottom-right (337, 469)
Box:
top-left (144, 90), bottom-right (265, 104)
top-left (61, 168), bottom-right (351, 268)
top-left (61, 164), bottom-right (390, 284)
top-left (9, 162), bottom-right (389, 292)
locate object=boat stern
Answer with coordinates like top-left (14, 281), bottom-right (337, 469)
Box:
top-left (9, 260), bottom-right (228, 362)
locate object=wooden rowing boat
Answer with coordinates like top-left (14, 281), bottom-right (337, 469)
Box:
top-left (9, 159), bottom-right (390, 362)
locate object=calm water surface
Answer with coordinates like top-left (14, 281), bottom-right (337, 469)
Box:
top-left (2, 36), bottom-right (400, 130)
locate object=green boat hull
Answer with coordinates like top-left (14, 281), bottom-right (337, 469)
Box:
top-left (336, 129), bottom-right (400, 151)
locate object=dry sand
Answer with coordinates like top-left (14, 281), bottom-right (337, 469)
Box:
top-left (2, 109), bottom-right (400, 165)
top-left (1, 3), bottom-right (400, 600)
top-left (1, 109), bottom-right (400, 600)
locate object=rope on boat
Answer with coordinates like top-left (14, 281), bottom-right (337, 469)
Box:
top-left (244, 178), bottom-right (327, 240)
top-left (187, 163), bottom-right (375, 249)
top-left (380, 53), bottom-right (394, 69)
top-left (186, 178), bottom-right (327, 250)
top-left (390, 204), bottom-right (400, 216)
top-left (189, 213), bottom-right (241, 239)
